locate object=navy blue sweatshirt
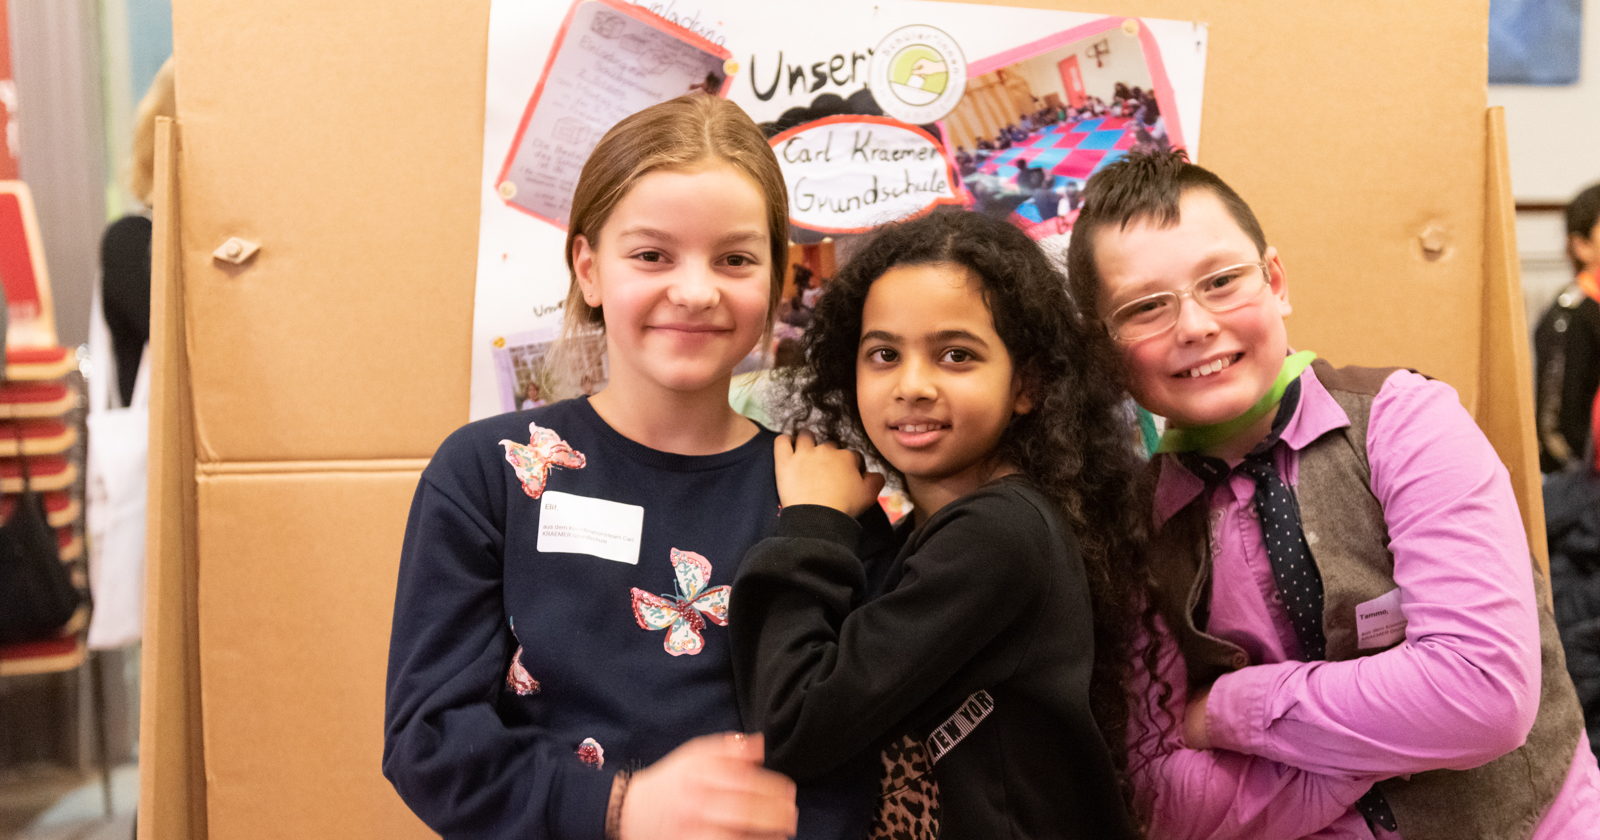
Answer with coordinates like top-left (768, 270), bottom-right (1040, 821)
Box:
top-left (384, 398), bottom-right (871, 839)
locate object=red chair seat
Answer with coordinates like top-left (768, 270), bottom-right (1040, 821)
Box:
top-left (0, 418), bottom-right (76, 455)
top-left (4, 346), bottom-right (75, 381)
top-left (0, 381), bottom-right (74, 418)
top-left (57, 527), bottom-right (82, 561)
top-left (1, 491), bottom-right (78, 527)
top-left (0, 633), bottom-right (85, 676)
top-left (0, 455), bottom-right (76, 492)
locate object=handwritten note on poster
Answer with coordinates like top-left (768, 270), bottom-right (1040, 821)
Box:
top-left (771, 116), bottom-right (961, 234)
top-left (496, 0), bottom-right (732, 228)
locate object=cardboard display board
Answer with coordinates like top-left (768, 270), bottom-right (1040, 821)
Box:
top-left (194, 468), bottom-right (432, 840)
top-left (149, 2), bottom-right (1523, 839)
top-left (163, 0), bottom-right (1497, 469)
top-left (166, 4), bottom-right (490, 464)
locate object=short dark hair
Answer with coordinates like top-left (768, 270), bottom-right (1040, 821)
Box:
top-left (1566, 184), bottom-right (1600, 273)
top-left (1066, 149), bottom-right (1266, 318)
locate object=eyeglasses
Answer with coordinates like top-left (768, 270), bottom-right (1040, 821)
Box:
top-left (1103, 261), bottom-right (1271, 342)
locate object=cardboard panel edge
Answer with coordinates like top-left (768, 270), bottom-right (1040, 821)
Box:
top-left (139, 116), bottom-right (210, 840)
top-left (1480, 106), bottom-right (1548, 575)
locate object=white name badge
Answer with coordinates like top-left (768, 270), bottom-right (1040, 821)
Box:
top-left (536, 491), bottom-right (644, 565)
top-left (1356, 588), bottom-right (1407, 649)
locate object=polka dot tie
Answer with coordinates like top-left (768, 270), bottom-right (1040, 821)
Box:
top-left (1235, 454), bottom-right (1327, 660)
top-left (1182, 379), bottom-right (1399, 834)
top-left (1354, 789), bottom-right (1400, 833)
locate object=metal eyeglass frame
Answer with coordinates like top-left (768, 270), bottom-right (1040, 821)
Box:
top-left (1103, 260), bottom-right (1271, 342)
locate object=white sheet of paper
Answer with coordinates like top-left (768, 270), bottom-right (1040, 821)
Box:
top-left (537, 490), bottom-right (645, 565)
top-left (1355, 587), bottom-right (1407, 650)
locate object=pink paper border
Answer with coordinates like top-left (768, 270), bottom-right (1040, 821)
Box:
top-left (496, 0), bottom-right (736, 231)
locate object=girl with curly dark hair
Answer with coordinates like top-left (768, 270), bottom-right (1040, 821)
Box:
top-left (730, 209), bottom-right (1152, 840)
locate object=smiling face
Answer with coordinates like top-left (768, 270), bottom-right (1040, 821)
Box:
top-left (856, 262), bottom-right (1031, 513)
top-left (1094, 188), bottom-right (1291, 430)
top-left (572, 161), bottom-right (772, 400)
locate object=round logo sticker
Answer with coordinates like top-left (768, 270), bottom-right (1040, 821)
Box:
top-left (868, 25), bottom-right (966, 124)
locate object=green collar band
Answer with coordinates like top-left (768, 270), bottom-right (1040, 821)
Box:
top-left (1156, 350), bottom-right (1317, 454)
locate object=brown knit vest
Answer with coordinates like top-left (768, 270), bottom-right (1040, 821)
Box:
top-left (1149, 360), bottom-right (1584, 840)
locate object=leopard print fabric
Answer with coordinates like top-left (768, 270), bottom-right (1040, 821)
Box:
top-left (869, 733), bottom-right (940, 840)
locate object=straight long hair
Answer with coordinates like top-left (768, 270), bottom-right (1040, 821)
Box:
top-left (545, 94), bottom-right (789, 398)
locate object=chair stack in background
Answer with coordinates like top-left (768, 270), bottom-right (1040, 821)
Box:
top-left (0, 344), bottom-right (86, 674)
top-left (0, 181), bottom-right (111, 819)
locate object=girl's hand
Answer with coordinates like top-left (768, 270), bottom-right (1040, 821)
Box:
top-left (774, 432), bottom-right (886, 518)
top-left (618, 733), bottom-right (797, 840)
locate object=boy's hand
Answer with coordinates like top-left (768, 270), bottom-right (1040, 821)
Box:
top-left (1183, 685), bottom-right (1212, 750)
top-left (774, 432), bottom-right (886, 518)
top-left (619, 733), bottom-right (797, 840)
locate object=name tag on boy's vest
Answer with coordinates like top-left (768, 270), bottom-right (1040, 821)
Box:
top-left (1356, 588), bottom-right (1407, 649)
top-left (925, 690), bottom-right (995, 764)
top-left (537, 491), bottom-right (644, 565)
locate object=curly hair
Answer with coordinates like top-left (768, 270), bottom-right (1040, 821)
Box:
top-left (783, 208), bottom-right (1159, 827)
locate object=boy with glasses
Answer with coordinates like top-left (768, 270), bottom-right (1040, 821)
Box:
top-left (1066, 150), bottom-right (1600, 839)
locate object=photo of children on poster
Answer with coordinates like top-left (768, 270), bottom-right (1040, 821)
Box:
top-left (947, 19), bottom-right (1182, 247)
top-left (492, 327), bottom-right (608, 414)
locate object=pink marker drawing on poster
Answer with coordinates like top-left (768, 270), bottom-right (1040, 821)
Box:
top-left (943, 17), bottom-right (1185, 244)
top-left (495, 0), bottom-right (734, 229)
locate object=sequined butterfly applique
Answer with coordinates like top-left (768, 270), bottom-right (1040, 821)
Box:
top-left (630, 548), bottom-right (731, 656)
top-left (576, 737), bottom-right (605, 768)
top-left (499, 422), bottom-right (586, 498)
top-left (506, 617), bottom-right (540, 696)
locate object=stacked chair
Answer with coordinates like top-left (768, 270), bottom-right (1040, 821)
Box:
top-left (0, 345), bottom-right (86, 669)
top-left (0, 181), bottom-right (112, 819)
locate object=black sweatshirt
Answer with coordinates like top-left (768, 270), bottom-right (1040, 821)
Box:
top-left (732, 475), bottom-right (1138, 840)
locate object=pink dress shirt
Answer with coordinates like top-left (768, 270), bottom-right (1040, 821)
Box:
top-left (1130, 366), bottom-right (1600, 839)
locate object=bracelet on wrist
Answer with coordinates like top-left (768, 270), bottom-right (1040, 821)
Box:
top-left (605, 769), bottom-right (632, 840)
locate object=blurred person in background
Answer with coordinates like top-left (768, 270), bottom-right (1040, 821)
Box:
top-left (101, 56), bottom-right (174, 403)
top-left (84, 56), bottom-right (175, 654)
top-left (1541, 184), bottom-right (1600, 762)
top-left (1534, 183), bottom-right (1600, 473)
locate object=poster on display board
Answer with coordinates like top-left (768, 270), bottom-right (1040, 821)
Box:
top-left (470, 0), bottom-right (1208, 419)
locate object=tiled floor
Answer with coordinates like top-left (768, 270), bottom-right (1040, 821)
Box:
top-left (0, 762), bottom-right (137, 840)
